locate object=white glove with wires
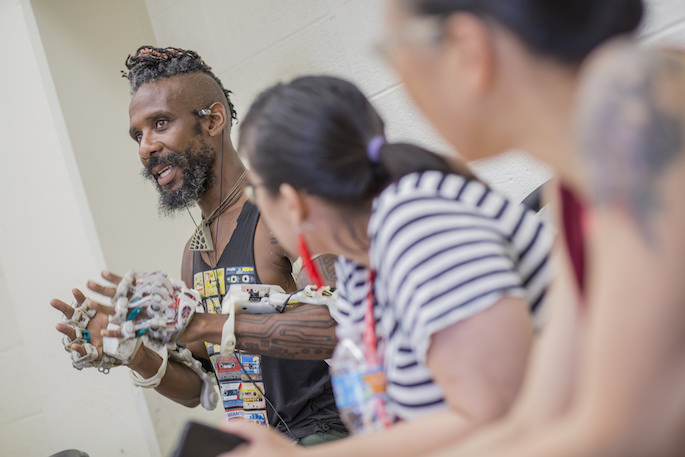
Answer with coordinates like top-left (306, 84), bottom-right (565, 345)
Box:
top-left (103, 270), bottom-right (201, 363)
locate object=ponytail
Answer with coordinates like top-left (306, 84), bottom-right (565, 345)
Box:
top-left (375, 141), bottom-right (478, 184)
top-left (240, 75), bottom-right (477, 208)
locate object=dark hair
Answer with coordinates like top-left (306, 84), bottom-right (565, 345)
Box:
top-left (122, 45), bottom-right (237, 124)
top-left (239, 75), bottom-right (476, 208)
top-left (405, 0), bottom-right (644, 64)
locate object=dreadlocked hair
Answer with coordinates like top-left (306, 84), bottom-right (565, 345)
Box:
top-left (123, 45), bottom-right (237, 124)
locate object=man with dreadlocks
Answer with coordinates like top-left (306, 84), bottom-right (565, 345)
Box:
top-left (52, 46), bottom-right (346, 445)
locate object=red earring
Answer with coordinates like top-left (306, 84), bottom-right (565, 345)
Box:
top-left (298, 232), bottom-right (324, 289)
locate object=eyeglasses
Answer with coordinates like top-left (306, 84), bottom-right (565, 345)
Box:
top-left (376, 15), bottom-right (445, 62)
top-left (245, 181), bottom-right (265, 204)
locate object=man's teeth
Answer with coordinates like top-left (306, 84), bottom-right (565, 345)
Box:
top-left (159, 166), bottom-right (173, 178)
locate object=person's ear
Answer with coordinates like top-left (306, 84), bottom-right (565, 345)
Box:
top-left (442, 13), bottom-right (496, 96)
top-left (278, 183), bottom-right (308, 228)
top-left (200, 102), bottom-right (227, 136)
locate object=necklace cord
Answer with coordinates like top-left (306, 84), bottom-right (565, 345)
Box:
top-left (186, 131), bottom-right (247, 255)
top-left (211, 136), bottom-right (225, 266)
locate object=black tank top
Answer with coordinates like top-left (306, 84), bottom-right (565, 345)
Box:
top-left (192, 201), bottom-right (345, 438)
top-left (193, 201), bottom-right (262, 283)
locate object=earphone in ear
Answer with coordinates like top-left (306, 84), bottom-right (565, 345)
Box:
top-left (198, 108), bottom-right (211, 118)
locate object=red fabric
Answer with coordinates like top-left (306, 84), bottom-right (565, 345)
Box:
top-left (362, 268), bottom-right (392, 427)
top-left (560, 185), bottom-right (586, 297)
top-left (297, 232), bottom-right (324, 289)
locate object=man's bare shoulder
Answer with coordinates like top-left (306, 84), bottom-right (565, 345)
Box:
top-left (253, 217), bottom-right (297, 291)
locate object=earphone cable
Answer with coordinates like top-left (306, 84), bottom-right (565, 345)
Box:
top-left (234, 352), bottom-right (299, 443)
top-left (212, 134), bottom-right (225, 267)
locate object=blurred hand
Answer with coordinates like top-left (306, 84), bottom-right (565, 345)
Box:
top-left (217, 421), bottom-right (303, 457)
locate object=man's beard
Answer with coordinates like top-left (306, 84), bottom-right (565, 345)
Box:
top-left (141, 140), bottom-right (216, 217)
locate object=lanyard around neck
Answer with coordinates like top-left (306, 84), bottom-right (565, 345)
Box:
top-left (361, 268), bottom-right (392, 427)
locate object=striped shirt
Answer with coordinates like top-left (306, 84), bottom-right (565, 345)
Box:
top-left (330, 171), bottom-right (553, 422)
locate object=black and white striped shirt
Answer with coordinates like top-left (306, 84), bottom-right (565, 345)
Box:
top-left (331, 171), bottom-right (553, 421)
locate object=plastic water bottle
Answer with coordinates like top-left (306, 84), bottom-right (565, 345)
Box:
top-left (330, 333), bottom-right (390, 434)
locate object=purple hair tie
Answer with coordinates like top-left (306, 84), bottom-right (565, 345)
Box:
top-left (367, 135), bottom-right (385, 163)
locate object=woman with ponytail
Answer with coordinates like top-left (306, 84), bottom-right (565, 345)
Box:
top-left (218, 75), bottom-right (553, 457)
top-left (378, 0), bottom-right (685, 456)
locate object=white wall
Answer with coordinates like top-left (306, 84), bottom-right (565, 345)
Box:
top-left (30, 0), bottom-right (195, 280)
top-left (642, 0), bottom-right (685, 45)
top-left (23, 2), bottom-right (227, 457)
top-left (2, 1), bottom-right (684, 456)
top-left (0, 1), bottom-right (159, 456)
top-left (144, 0), bottom-right (553, 202)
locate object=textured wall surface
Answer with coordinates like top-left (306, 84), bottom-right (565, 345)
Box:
top-left (0, 1), bottom-right (159, 456)
top-left (2, 1), bottom-right (684, 456)
top-left (143, 0), bottom-right (554, 201)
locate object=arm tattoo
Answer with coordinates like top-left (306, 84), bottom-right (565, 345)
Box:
top-left (315, 254), bottom-right (338, 287)
top-left (578, 45), bottom-right (684, 241)
top-left (295, 254), bottom-right (338, 289)
top-left (236, 305), bottom-right (337, 360)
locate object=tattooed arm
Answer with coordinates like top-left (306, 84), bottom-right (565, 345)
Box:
top-left (229, 249), bottom-right (338, 359)
top-left (568, 42), bottom-right (685, 455)
top-left (180, 218), bottom-right (338, 360)
top-left (183, 303), bottom-right (337, 360)
top-left (223, 250), bottom-right (338, 359)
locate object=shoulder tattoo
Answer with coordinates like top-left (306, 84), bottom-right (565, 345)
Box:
top-left (577, 45), bottom-right (684, 240)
